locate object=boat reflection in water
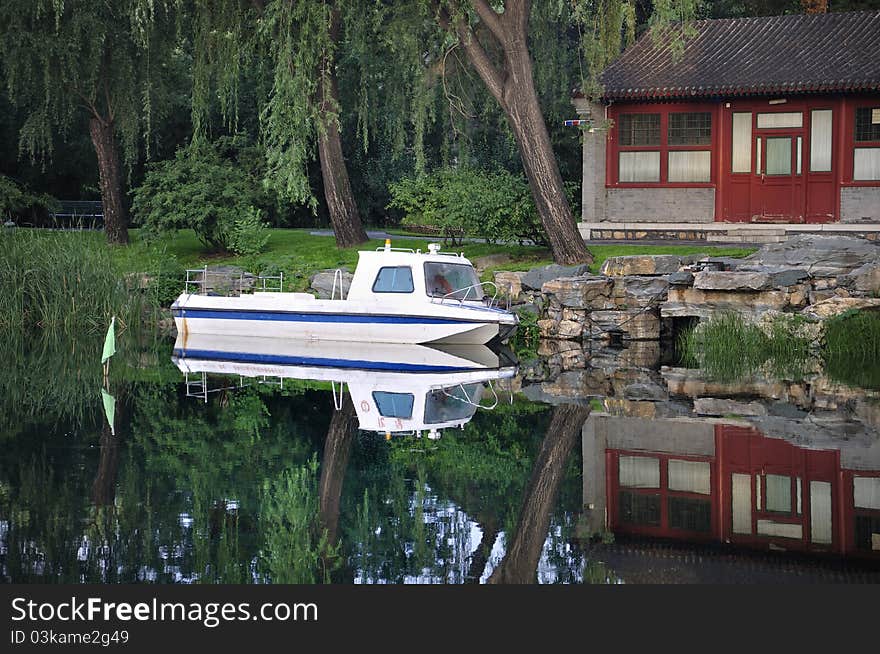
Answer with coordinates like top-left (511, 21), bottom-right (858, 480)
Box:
top-left (583, 415), bottom-right (880, 576)
top-left (172, 333), bottom-right (517, 438)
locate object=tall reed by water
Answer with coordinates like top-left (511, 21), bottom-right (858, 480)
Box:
top-left (677, 312), bottom-right (813, 381)
top-left (822, 309), bottom-right (880, 389)
top-left (0, 229), bottom-right (141, 333)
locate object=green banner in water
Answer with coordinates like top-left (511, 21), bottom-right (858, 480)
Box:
top-left (102, 316), bottom-right (116, 364)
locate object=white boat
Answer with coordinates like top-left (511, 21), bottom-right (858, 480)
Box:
top-left (171, 242), bottom-right (518, 345)
top-left (172, 335), bottom-right (517, 439)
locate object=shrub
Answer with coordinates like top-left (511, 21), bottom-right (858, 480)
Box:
top-left (388, 167), bottom-right (547, 246)
top-left (0, 175), bottom-right (59, 224)
top-left (132, 138), bottom-right (271, 254)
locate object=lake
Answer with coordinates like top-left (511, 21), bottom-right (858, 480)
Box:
top-left (2, 334), bottom-right (878, 584)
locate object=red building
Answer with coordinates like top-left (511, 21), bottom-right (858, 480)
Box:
top-left (575, 11), bottom-right (880, 241)
top-left (583, 418), bottom-right (880, 560)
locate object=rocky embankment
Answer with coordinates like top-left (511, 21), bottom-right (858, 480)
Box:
top-left (496, 235), bottom-right (880, 343)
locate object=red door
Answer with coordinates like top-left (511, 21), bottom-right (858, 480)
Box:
top-left (754, 131), bottom-right (805, 222)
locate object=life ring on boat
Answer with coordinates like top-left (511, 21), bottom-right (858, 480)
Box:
top-left (360, 400), bottom-right (370, 413)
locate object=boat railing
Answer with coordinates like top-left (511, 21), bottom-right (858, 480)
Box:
top-left (433, 281), bottom-right (510, 310)
top-left (184, 267), bottom-right (283, 296)
top-left (375, 246), bottom-right (416, 253)
top-left (184, 371), bottom-right (284, 403)
top-left (439, 380), bottom-right (499, 410)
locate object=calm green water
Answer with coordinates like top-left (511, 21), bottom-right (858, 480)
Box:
top-left (2, 335), bottom-right (879, 584)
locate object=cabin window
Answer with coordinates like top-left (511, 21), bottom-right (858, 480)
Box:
top-left (424, 383), bottom-right (481, 424)
top-left (372, 266), bottom-right (414, 293)
top-left (372, 392), bottom-right (414, 419)
top-left (424, 262), bottom-right (481, 299)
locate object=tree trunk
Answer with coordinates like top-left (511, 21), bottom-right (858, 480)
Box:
top-left (501, 46), bottom-right (593, 265)
top-left (317, 9), bottom-right (368, 249)
top-left (88, 116), bottom-right (128, 245)
top-left (488, 403), bottom-right (591, 584)
top-left (441, 0), bottom-right (593, 265)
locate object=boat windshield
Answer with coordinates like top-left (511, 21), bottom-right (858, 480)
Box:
top-left (424, 262), bottom-right (481, 300)
top-left (424, 383), bottom-right (482, 424)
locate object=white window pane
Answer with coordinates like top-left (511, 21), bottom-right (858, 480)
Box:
top-left (619, 151), bottom-right (660, 183)
top-left (668, 459), bottom-right (711, 494)
top-left (757, 112), bottom-right (803, 129)
top-left (756, 138), bottom-right (762, 174)
top-left (757, 520), bottom-right (803, 539)
top-left (796, 137), bottom-right (802, 175)
top-left (810, 109), bottom-right (832, 172)
top-left (854, 148), bottom-right (880, 181)
top-left (668, 151), bottom-right (711, 183)
top-left (810, 481), bottom-right (832, 544)
top-left (854, 476), bottom-right (880, 509)
top-left (732, 112), bottom-right (752, 173)
top-left (619, 456), bottom-right (659, 488)
top-left (732, 473), bottom-right (752, 534)
top-left (766, 137), bottom-right (792, 176)
top-left (766, 474), bottom-right (791, 512)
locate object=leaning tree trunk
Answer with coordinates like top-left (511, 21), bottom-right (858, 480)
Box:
top-left (441, 0), bottom-right (593, 265)
top-left (316, 9), bottom-right (368, 249)
top-left (488, 403), bottom-right (591, 584)
top-left (318, 393), bottom-right (358, 549)
top-left (88, 116), bottom-right (128, 245)
top-left (501, 46), bottom-right (592, 265)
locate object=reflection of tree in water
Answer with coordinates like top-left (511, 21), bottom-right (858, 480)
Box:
top-left (488, 404), bottom-right (591, 584)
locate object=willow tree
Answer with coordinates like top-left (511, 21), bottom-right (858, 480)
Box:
top-left (0, 1), bottom-right (178, 245)
top-left (192, 0), bottom-right (368, 247)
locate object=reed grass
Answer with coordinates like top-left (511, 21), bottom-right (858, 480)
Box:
top-left (677, 312), bottom-right (813, 381)
top-left (822, 309), bottom-right (880, 389)
top-left (0, 229), bottom-right (144, 334)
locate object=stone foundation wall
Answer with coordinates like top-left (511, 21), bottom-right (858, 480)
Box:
top-left (841, 186), bottom-right (880, 223)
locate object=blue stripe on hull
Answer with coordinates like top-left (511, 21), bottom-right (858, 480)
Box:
top-left (174, 308), bottom-right (479, 325)
top-left (173, 349), bottom-right (473, 372)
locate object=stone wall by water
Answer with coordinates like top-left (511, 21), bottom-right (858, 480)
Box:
top-left (496, 235), bottom-right (880, 344)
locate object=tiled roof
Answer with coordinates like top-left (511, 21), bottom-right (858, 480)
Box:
top-left (600, 11), bottom-right (880, 101)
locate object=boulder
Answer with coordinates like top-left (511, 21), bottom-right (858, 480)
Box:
top-left (494, 271), bottom-right (526, 301)
top-left (662, 287), bottom-right (790, 318)
top-left (541, 276), bottom-right (613, 309)
top-left (743, 235), bottom-right (880, 278)
top-left (668, 271), bottom-right (695, 286)
top-left (310, 269), bottom-right (353, 299)
top-left (586, 309), bottom-right (660, 340)
top-left (802, 296), bottom-right (880, 320)
top-left (557, 319), bottom-right (583, 339)
top-left (600, 254), bottom-right (696, 276)
top-left (840, 261), bottom-right (880, 294)
top-left (521, 263), bottom-right (591, 290)
top-left (611, 276), bottom-right (669, 308)
top-left (694, 398), bottom-right (768, 417)
top-left (693, 271), bottom-right (772, 291)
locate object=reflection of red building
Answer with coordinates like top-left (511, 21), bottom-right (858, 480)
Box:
top-left (596, 424), bottom-right (880, 559)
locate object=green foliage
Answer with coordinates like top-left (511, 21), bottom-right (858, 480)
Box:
top-left (388, 167), bottom-right (547, 246)
top-left (0, 175), bottom-right (59, 222)
top-left (132, 139), bottom-right (271, 254)
top-left (677, 312), bottom-right (813, 381)
top-left (823, 309), bottom-right (880, 389)
top-left (510, 308), bottom-right (540, 360)
top-left (259, 458), bottom-right (337, 584)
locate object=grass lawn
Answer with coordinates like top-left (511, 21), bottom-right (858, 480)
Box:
top-left (105, 228), bottom-right (755, 291)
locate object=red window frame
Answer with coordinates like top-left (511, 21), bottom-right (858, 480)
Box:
top-left (843, 96), bottom-right (880, 187)
top-left (607, 102), bottom-right (718, 188)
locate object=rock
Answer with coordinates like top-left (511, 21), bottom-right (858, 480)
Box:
top-left (310, 269), bottom-right (353, 299)
top-left (743, 235), bottom-right (880, 278)
top-left (586, 309), bottom-right (660, 340)
top-left (600, 254), bottom-right (696, 276)
top-left (190, 265), bottom-right (256, 295)
top-left (537, 319), bottom-right (558, 338)
top-left (611, 276), bottom-right (669, 308)
top-left (768, 268), bottom-right (811, 288)
top-left (840, 261), bottom-right (880, 294)
top-left (802, 296), bottom-right (880, 320)
top-left (557, 319), bottom-right (583, 339)
top-left (515, 302), bottom-right (541, 317)
top-left (494, 271), bottom-right (525, 300)
top-left (694, 398), bottom-right (768, 417)
top-left (693, 271), bottom-right (772, 291)
top-left (662, 287), bottom-right (790, 318)
top-left (668, 271), bottom-right (694, 286)
top-left (521, 264), bottom-right (591, 290)
top-left (541, 276), bottom-right (613, 309)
